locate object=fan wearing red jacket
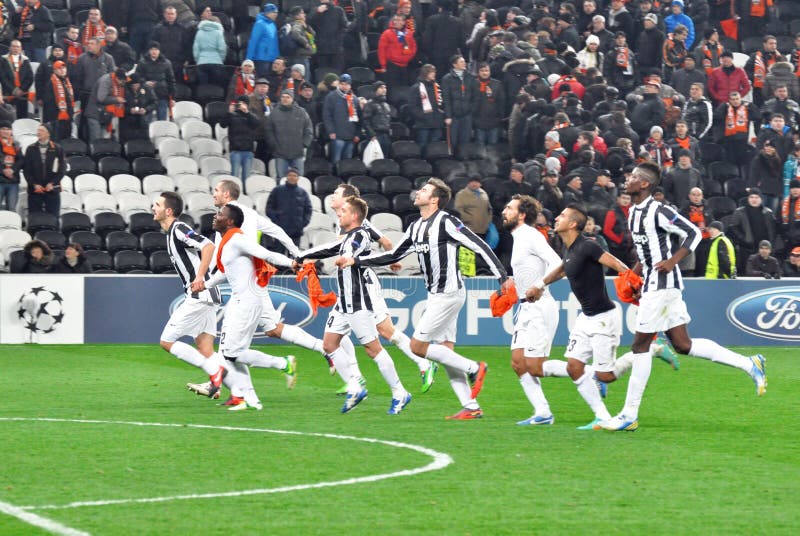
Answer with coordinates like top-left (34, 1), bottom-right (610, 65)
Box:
top-left (377, 14), bottom-right (417, 89)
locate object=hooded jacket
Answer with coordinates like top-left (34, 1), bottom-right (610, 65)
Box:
top-left (193, 19), bottom-right (226, 65)
top-left (664, 0), bottom-right (695, 49)
top-left (246, 13), bottom-right (279, 62)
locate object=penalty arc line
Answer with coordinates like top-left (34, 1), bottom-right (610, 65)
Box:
top-left (0, 500), bottom-right (90, 536)
top-left (0, 418), bottom-right (454, 511)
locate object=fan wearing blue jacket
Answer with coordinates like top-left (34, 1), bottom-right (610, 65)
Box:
top-left (664, 0), bottom-right (694, 50)
top-left (247, 4), bottom-right (280, 79)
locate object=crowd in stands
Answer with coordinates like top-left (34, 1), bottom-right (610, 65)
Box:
top-left (1, 0), bottom-right (800, 280)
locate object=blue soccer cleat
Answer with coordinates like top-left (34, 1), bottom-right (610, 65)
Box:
top-left (387, 392), bottom-right (412, 415)
top-left (516, 414), bottom-right (554, 426)
top-left (341, 388), bottom-right (368, 413)
top-left (593, 375), bottom-right (608, 398)
top-left (750, 354), bottom-right (767, 396)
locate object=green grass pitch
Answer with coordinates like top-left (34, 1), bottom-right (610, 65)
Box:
top-left (1, 344), bottom-right (797, 535)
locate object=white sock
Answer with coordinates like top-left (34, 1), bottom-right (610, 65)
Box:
top-left (425, 344), bottom-right (477, 374)
top-left (339, 336), bottom-right (363, 378)
top-left (169, 341), bottom-right (205, 368)
top-left (443, 364), bottom-right (478, 410)
top-left (519, 373), bottom-right (551, 417)
top-left (281, 324), bottom-right (324, 354)
top-left (689, 338), bottom-right (751, 371)
top-left (574, 371), bottom-right (612, 420)
top-left (613, 351), bottom-right (635, 379)
top-left (542, 360), bottom-right (568, 377)
top-left (621, 352), bottom-right (653, 420)
top-left (373, 349), bottom-right (405, 398)
top-left (236, 349), bottom-right (287, 370)
top-left (390, 330), bottom-right (429, 371)
top-left (330, 346), bottom-right (362, 392)
top-left (227, 360), bottom-right (253, 398)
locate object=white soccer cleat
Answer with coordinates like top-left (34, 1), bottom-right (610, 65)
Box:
top-left (187, 381), bottom-right (219, 399)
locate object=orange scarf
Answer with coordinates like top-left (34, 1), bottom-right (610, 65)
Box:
top-left (216, 228), bottom-right (277, 288)
top-left (295, 262), bottom-right (336, 313)
top-left (18, 2), bottom-right (40, 39)
top-left (65, 40), bottom-right (83, 64)
top-left (345, 91), bottom-right (358, 121)
top-left (51, 73), bottom-right (74, 120)
top-left (752, 51), bottom-right (775, 89)
top-left (103, 73), bottom-right (126, 131)
top-left (615, 47), bottom-right (630, 69)
top-left (701, 43), bottom-right (723, 75)
top-left (793, 50), bottom-right (800, 78)
top-left (478, 79), bottom-right (493, 100)
top-left (781, 196), bottom-right (800, 224)
top-left (724, 104), bottom-right (748, 136)
top-left (674, 136), bottom-right (691, 150)
top-left (235, 71), bottom-right (254, 97)
top-left (750, 0), bottom-right (773, 18)
top-left (6, 54), bottom-right (32, 102)
top-left (1, 135), bottom-right (16, 170)
top-left (81, 19), bottom-right (107, 48)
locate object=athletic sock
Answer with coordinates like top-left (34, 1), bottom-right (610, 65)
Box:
top-left (425, 344), bottom-right (477, 374)
top-left (330, 346), bottom-right (362, 393)
top-left (689, 338), bottom-right (751, 372)
top-left (226, 360), bottom-right (253, 398)
top-left (519, 373), bottom-right (551, 417)
top-left (280, 324), bottom-right (324, 354)
top-left (621, 352), bottom-right (653, 421)
top-left (443, 364), bottom-right (478, 410)
top-left (542, 360), bottom-right (568, 377)
top-left (373, 349), bottom-right (404, 397)
top-left (389, 330), bottom-right (429, 371)
top-left (574, 371), bottom-right (612, 421)
top-left (236, 349), bottom-right (286, 370)
top-left (613, 351), bottom-right (635, 379)
top-left (339, 336), bottom-right (363, 378)
top-left (169, 341), bottom-right (205, 368)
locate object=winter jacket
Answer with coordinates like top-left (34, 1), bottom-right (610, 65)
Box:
top-left (160, 0), bottom-right (198, 27)
top-left (103, 40), bottom-right (136, 71)
top-left (266, 183), bottom-right (313, 238)
top-left (193, 20), bottom-right (226, 65)
top-left (136, 54), bottom-right (175, 99)
top-left (322, 88), bottom-right (361, 141)
top-left (84, 73), bottom-right (123, 121)
top-left (708, 66), bottom-right (750, 105)
top-left (422, 12), bottom-right (464, 64)
top-left (13, 3), bottom-right (54, 49)
top-left (670, 67), bottom-right (706, 100)
top-left (682, 97), bottom-right (714, 140)
top-left (630, 93), bottom-right (665, 140)
top-left (0, 54), bottom-right (34, 100)
top-left (748, 151), bottom-right (784, 197)
top-left (663, 166), bottom-right (703, 205)
top-left (746, 254), bottom-right (782, 278)
top-left (219, 109), bottom-right (260, 152)
top-left (72, 51), bottom-right (115, 97)
top-left (152, 21), bottom-right (191, 67)
top-left (362, 95), bottom-right (392, 138)
top-left (309, 4), bottom-right (348, 55)
top-left (377, 27), bottom-right (417, 69)
top-left (289, 20), bottom-right (317, 59)
top-left (606, 7), bottom-right (635, 44)
top-left (755, 126), bottom-right (793, 161)
top-left (763, 62), bottom-right (800, 101)
top-left (23, 141), bottom-right (65, 193)
top-left (762, 97), bottom-right (800, 131)
top-left (635, 27), bottom-right (664, 71)
top-left (441, 70), bottom-right (478, 120)
top-left (454, 187), bottom-right (492, 235)
top-left (247, 13), bottom-right (279, 62)
top-left (664, 1), bottom-right (695, 49)
top-left (783, 156), bottom-right (800, 198)
top-left (127, 0), bottom-right (159, 25)
top-left (267, 100), bottom-right (313, 157)
top-left (408, 80), bottom-right (444, 129)
top-left (472, 78), bottom-right (505, 130)
top-left (52, 254), bottom-right (92, 273)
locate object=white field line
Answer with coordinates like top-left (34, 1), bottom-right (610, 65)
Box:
top-left (1, 418), bottom-right (453, 511)
top-left (0, 500), bottom-right (90, 536)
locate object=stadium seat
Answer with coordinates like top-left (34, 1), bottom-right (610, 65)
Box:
top-left (139, 232), bottom-right (167, 257)
top-left (149, 250), bottom-right (173, 273)
top-left (0, 210), bottom-right (22, 231)
top-left (391, 193), bottom-right (415, 216)
top-left (742, 36), bottom-right (762, 55)
top-left (357, 83), bottom-right (378, 100)
top-left (89, 139), bottom-right (122, 161)
top-left (178, 213), bottom-right (196, 229)
top-left (306, 211), bottom-right (335, 233)
top-left (68, 230), bottom-right (102, 251)
top-left (180, 120), bottom-right (213, 142)
top-left (401, 158), bottom-right (433, 180)
top-left (60, 138), bottom-right (88, 157)
top-left (348, 175), bottom-right (379, 194)
top-left (303, 157), bottom-right (333, 179)
top-left (173, 100), bottom-right (204, 128)
top-left (370, 212), bottom-right (403, 233)
top-left (74, 173), bottom-right (107, 201)
top-left (85, 249), bottom-right (113, 271)
top-left (26, 212), bottom-right (59, 235)
top-left (34, 229), bottom-right (66, 249)
top-left (214, 124), bottom-right (228, 143)
top-left (149, 121), bottom-right (180, 146)
top-left (423, 141), bottom-right (452, 163)
top-left (105, 231), bottom-right (139, 256)
top-left (391, 140), bottom-right (422, 161)
top-left (389, 122), bottom-right (411, 141)
top-left (323, 193), bottom-right (336, 217)
top-left (132, 157), bottom-right (165, 179)
top-left (361, 193), bottom-right (390, 214)
top-left (336, 158), bottom-right (368, 179)
top-left (159, 138), bottom-right (192, 160)
top-left (724, 178), bottom-right (748, 201)
top-left (60, 192), bottom-right (82, 214)
top-left (368, 159), bottom-right (400, 179)
top-left (12, 118), bottom-right (39, 138)
top-left (166, 156), bottom-right (200, 177)
top-left (313, 175), bottom-right (341, 197)
top-left (487, 142), bottom-right (512, 162)
top-left (455, 142), bottom-right (487, 161)
top-left (98, 156), bottom-right (131, 179)
top-left (706, 196), bottom-right (737, 219)
top-left (204, 101), bottom-right (229, 128)
top-left (414, 176), bottom-right (429, 189)
top-left (93, 212), bottom-right (126, 237)
top-left (383, 230), bottom-right (405, 247)
top-left (114, 250), bottom-right (149, 273)
top-left (175, 174), bottom-right (210, 196)
top-left (708, 161), bottom-right (740, 183)
top-left (66, 155), bottom-right (97, 178)
top-left (186, 193), bottom-right (216, 221)
top-left (253, 192), bottom-right (270, 214)
top-left (387, 86), bottom-right (410, 107)
top-left (117, 193), bottom-right (152, 223)
top-left (194, 83), bottom-right (226, 106)
top-left (434, 159), bottom-right (467, 180)
top-left (448, 176), bottom-right (469, 193)
top-left (245, 174), bottom-right (276, 196)
top-left (252, 158), bottom-right (266, 175)
top-left (124, 139), bottom-right (156, 161)
top-left (142, 175), bottom-right (175, 197)
top-left (380, 175), bottom-right (412, 196)
top-left (237, 194), bottom-right (256, 210)
top-left (199, 155), bottom-right (231, 176)
top-left (395, 253), bottom-right (421, 275)
top-left (83, 191), bottom-right (117, 219)
top-left (0, 228), bottom-right (31, 259)
top-left (129, 212), bottom-right (160, 237)
top-left (346, 66), bottom-right (375, 88)
top-left (703, 179), bottom-right (724, 198)
top-left (50, 8), bottom-right (71, 28)
top-left (108, 174), bottom-right (141, 196)
top-left (190, 138), bottom-right (224, 161)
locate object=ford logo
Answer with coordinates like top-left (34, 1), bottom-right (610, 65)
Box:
top-left (726, 287), bottom-right (800, 341)
top-left (169, 284), bottom-right (316, 339)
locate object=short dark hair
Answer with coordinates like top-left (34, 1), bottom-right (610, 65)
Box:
top-left (161, 191), bottom-right (184, 217)
top-left (565, 203), bottom-right (588, 231)
top-left (634, 161), bottom-right (661, 189)
top-left (337, 183), bottom-right (360, 197)
top-left (224, 203), bottom-right (245, 228)
top-left (450, 54), bottom-right (464, 66)
top-left (426, 177), bottom-right (452, 208)
top-left (217, 179), bottom-right (241, 200)
top-left (66, 242), bottom-right (84, 254)
top-left (512, 194), bottom-right (541, 225)
top-left (344, 196), bottom-right (368, 222)
top-left (770, 113), bottom-right (785, 120)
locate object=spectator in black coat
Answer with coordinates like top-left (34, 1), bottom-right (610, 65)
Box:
top-left (472, 63), bottom-right (505, 146)
top-left (309, 0), bottom-right (349, 74)
top-left (266, 168), bottom-right (313, 247)
top-left (746, 240), bottom-right (782, 278)
top-left (16, 239), bottom-right (53, 274)
top-left (119, 74), bottom-right (157, 144)
top-left (728, 189), bottom-right (777, 275)
top-left (103, 27), bottom-right (136, 71)
top-left (606, 0), bottom-right (635, 44)
top-left (52, 243), bottom-right (92, 273)
top-left (40, 61), bottom-right (76, 141)
top-left (635, 13), bottom-right (664, 76)
top-left (408, 64), bottom-right (445, 149)
top-left (362, 81), bottom-right (393, 157)
top-left (151, 6), bottom-right (191, 83)
top-left (14, 0), bottom-right (54, 64)
top-left (630, 81), bottom-right (665, 141)
top-left (441, 55), bottom-right (477, 152)
top-left (24, 124), bottom-right (65, 218)
top-left (422, 1), bottom-right (465, 78)
top-left (670, 56), bottom-right (707, 100)
top-left (748, 141), bottom-right (784, 212)
top-left (136, 42), bottom-right (175, 122)
top-left (782, 246), bottom-right (800, 278)
top-left (0, 40), bottom-right (35, 119)
top-left (220, 96), bottom-right (260, 183)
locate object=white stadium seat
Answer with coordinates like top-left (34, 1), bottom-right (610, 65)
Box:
top-left (60, 192), bottom-right (82, 214)
top-left (174, 174), bottom-right (210, 196)
top-left (0, 228), bottom-right (31, 259)
top-left (158, 138), bottom-right (191, 160)
top-left (83, 192), bottom-right (117, 219)
top-left (370, 213), bottom-right (403, 233)
top-left (0, 210), bottom-right (22, 230)
top-left (172, 101), bottom-right (203, 128)
top-left (149, 120), bottom-right (180, 145)
top-left (74, 173), bottom-right (107, 202)
top-left (108, 174), bottom-right (142, 196)
top-left (142, 174), bottom-right (175, 197)
top-left (165, 156), bottom-right (199, 177)
top-left (180, 120), bottom-right (213, 142)
top-left (117, 193), bottom-right (152, 222)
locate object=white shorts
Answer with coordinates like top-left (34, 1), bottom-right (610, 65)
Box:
top-left (511, 295), bottom-right (559, 358)
top-left (257, 293), bottom-right (281, 333)
top-left (160, 297), bottom-right (217, 342)
top-left (635, 288), bottom-right (691, 333)
top-left (413, 288), bottom-right (465, 344)
top-left (564, 308), bottom-right (621, 372)
top-left (325, 308), bottom-right (379, 345)
top-left (220, 296), bottom-right (263, 357)
top-left (364, 268), bottom-right (389, 324)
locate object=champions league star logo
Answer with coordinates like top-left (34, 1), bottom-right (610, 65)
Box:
top-left (17, 287), bottom-right (65, 340)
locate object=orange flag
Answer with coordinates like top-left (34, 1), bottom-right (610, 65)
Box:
top-left (490, 280), bottom-right (518, 317)
top-left (296, 262), bottom-right (337, 313)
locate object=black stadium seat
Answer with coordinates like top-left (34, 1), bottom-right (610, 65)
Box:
top-left (34, 230), bottom-right (67, 250)
top-left (368, 159), bottom-right (400, 179)
top-left (69, 230), bottom-right (103, 251)
top-left (455, 142), bottom-right (487, 161)
top-left (391, 193), bottom-right (415, 215)
top-left (60, 138), bottom-right (88, 157)
top-left (66, 155), bottom-right (96, 178)
top-left (105, 230), bottom-right (139, 256)
top-left (347, 175), bottom-right (379, 194)
top-left (26, 212), bottom-right (59, 235)
top-left (706, 196), bottom-right (737, 219)
top-left (423, 141), bottom-right (451, 162)
top-left (94, 212), bottom-right (126, 238)
top-left (336, 159), bottom-right (367, 179)
top-left (380, 176), bottom-right (413, 196)
top-left (61, 212), bottom-right (91, 235)
top-left (98, 156), bottom-right (131, 179)
top-left (149, 250), bottom-right (174, 273)
top-left (178, 213), bottom-right (196, 229)
top-left (85, 250), bottom-right (113, 271)
top-left (200, 213), bottom-right (215, 236)
top-left (400, 158), bottom-right (432, 180)
top-left (114, 251), bottom-right (149, 273)
top-left (194, 83), bottom-right (226, 106)
top-left (304, 157), bottom-right (333, 179)
top-left (132, 157), bottom-right (165, 179)
top-left (204, 101), bottom-right (229, 128)
top-left (90, 139), bottom-right (122, 160)
top-left (313, 175), bottom-right (341, 197)
top-left (129, 212), bottom-right (160, 237)
top-left (433, 159), bottom-right (467, 180)
top-left (124, 139), bottom-right (156, 161)
top-left (139, 232), bottom-right (167, 257)
top-left (724, 178), bottom-right (748, 201)
top-left (361, 193), bottom-right (390, 214)
top-left (391, 140), bottom-right (421, 161)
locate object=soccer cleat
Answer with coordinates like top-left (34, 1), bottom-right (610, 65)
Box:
top-left (219, 395), bottom-right (244, 407)
top-left (187, 381), bottom-right (220, 399)
top-left (468, 361), bottom-right (488, 399)
top-left (593, 415), bottom-right (639, 431)
top-left (749, 354), bottom-right (767, 396)
top-left (323, 353), bottom-right (336, 375)
top-left (228, 400), bottom-right (263, 411)
top-left (387, 392), bottom-right (413, 415)
top-left (653, 336), bottom-right (680, 370)
top-left (421, 361), bottom-right (438, 393)
top-left (341, 388), bottom-right (368, 413)
top-left (207, 366), bottom-right (227, 399)
top-left (446, 408), bottom-right (483, 420)
top-left (516, 414), bottom-right (554, 426)
top-left (284, 355), bottom-right (297, 390)
top-left (336, 376), bottom-right (366, 396)
top-left (593, 375), bottom-right (608, 398)
top-left (577, 418), bottom-right (602, 430)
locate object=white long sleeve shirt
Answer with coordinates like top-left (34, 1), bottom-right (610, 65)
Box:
top-left (510, 224), bottom-right (562, 300)
top-left (206, 233), bottom-right (294, 300)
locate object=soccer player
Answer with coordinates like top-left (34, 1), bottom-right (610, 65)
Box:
top-left (599, 162), bottom-right (767, 431)
top-left (297, 196), bottom-right (412, 414)
top-left (192, 204), bottom-right (298, 410)
top-left (330, 184), bottom-right (436, 393)
top-left (501, 194), bottom-right (565, 425)
top-left (152, 192), bottom-right (228, 396)
top-left (337, 178), bottom-right (512, 419)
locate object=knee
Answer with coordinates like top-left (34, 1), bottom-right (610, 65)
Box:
top-left (322, 341), bottom-right (338, 355)
top-left (565, 360), bottom-right (584, 380)
top-left (265, 326), bottom-right (281, 338)
top-left (672, 341), bottom-right (692, 355)
top-left (510, 357), bottom-right (525, 376)
top-left (595, 371), bottom-right (616, 383)
top-left (159, 340), bottom-right (172, 352)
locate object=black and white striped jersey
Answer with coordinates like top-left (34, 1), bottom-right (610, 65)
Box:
top-left (334, 218), bottom-right (383, 241)
top-left (299, 227), bottom-right (374, 313)
top-left (166, 220), bottom-right (221, 303)
top-left (356, 210), bottom-right (507, 294)
top-left (628, 196), bottom-right (701, 292)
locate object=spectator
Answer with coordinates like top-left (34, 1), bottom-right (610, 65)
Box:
top-left (472, 62), bottom-right (505, 146)
top-left (714, 91), bottom-right (760, 172)
top-left (662, 24), bottom-right (689, 84)
top-left (763, 63), bottom-right (799, 103)
top-left (322, 73), bottom-right (360, 164)
top-left (193, 10), bottom-right (227, 87)
top-left (60, 26), bottom-right (82, 68)
top-left (309, 0), bottom-right (349, 75)
top-left (40, 61), bottom-right (76, 141)
top-left (588, 14), bottom-right (615, 54)
top-left (80, 7), bottom-right (107, 48)
top-left (762, 85), bottom-right (800, 133)
top-left (745, 35), bottom-right (786, 107)
top-left (630, 80), bottom-right (665, 141)
top-left (491, 163), bottom-right (536, 216)
top-left (728, 189), bottom-right (777, 275)
top-left (555, 13), bottom-right (581, 52)
top-left (779, 179), bottom-right (800, 252)
top-left (454, 176), bottom-right (492, 238)
top-left (577, 35), bottom-right (604, 73)
top-left (378, 14), bottom-right (418, 89)
top-left (441, 54), bottom-right (477, 153)
top-left (670, 56), bottom-right (706, 100)
top-left (603, 191), bottom-right (634, 268)
top-left (782, 246), bottom-right (800, 278)
top-left (562, 174), bottom-right (584, 205)
top-left (746, 240), bottom-right (781, 278)
top-left (783, 143), bottom-right (800, 199)
top-left (422, 1), bottom-right (465, 78)
top-left (0, 121), bottom-right (21, 212)
top-left (137, 42), bottom-right (175, 122)
top-left (227, 60), bottom-right (256, 103)
top-left (248, 78), bottom-right (273, 165)
top-left (748, 141), bottom-right (784, 212)
top-left (266, 89), bottom-right (313, 178)
top-left (680, 187), bottom-right (714, 276)
top-left (296, 82), bottom-right (318, 125)
top-left (635, 13), bottom-right (663, 75)
top-left (362, 81), bottom-right (392, 158)
top-left (52, 243), bottom-right (92, 273)
top-left (704, 220), bottom-right (737, 279)
top-left (14, 0), bottom-right (54, 64)
top-left (286, 64), bottom-right (307, 94)
top-left (119, 73), bottom-right (156, 144)
top-left (669, 120), bottom-right (701, 163)
top-left (567, 149), bottom-right (600, 194)
top-left (664, 0), bottom-right (694, 49)
top-left (16, 239), bottom-right (53, 273)
top-left (247, 3), bottom-right (280, 79)
top-left (220, 96), bottom-right (260, 183)
top-left (85, 67), bottom-right (127, 142)
top-left (72, 37), bottom-right (115, 140)
top-left (160, 1), bottom-right (197, 27)
top-left (606, 0), bottom-right (634, 44)
top-left (536, 169), bottom-right (565, 217)
top-left (583, 215), bottom-right (609, 252)
top-left (605, 32), bottom-right (636, 94)
top-left (103, 27), bottom-right (136, 71)
top-left (682, 82), bottom-right (713, 141)
top-left (0, 40), bottom-right (34, 120)
top-left (0, 94), bottom-right (15, 126)
top-left (708, 51), bottom-right (750, 106)
top-left (663, 149), bottom-right (702, 205)
top-left (24, 124), bottom-right (65, 218)
top-left (756, 114), bottom-right (793, 161)
top-left (544, 130), bottom-right (568, 170)
top-left (285, 7), bottom-right (316, 81)
top-left (126, 0), bottom-right (160, 57)
top-left (694, 28), bottom-right (723, 76)
top-left (267, 58), bottom-right (290, 101)
top-left (644, 126), bottom-right (673, 169)
top-left (588, 169), bottom-right (616, 209)
top-left (266, 168), bottom-right (313, 247)
top-left (152, 6), bottom-right (191, 83)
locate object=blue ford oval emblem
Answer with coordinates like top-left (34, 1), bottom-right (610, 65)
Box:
top-left (727, 287), bottom-right (800, 341)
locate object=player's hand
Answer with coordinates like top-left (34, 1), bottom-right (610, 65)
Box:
top-left (291, 259), bottom-right (301, 272)
top-left (501, 277), bottom-right (514, 294)
top-left (389, 262), bottom-right (401, 272)
top-left (334, 256), bottom-right (354, 268)
top-left (654, 259), bottom-right (677, 273)
top-left (191, 280), bottom-right (205, 292)
top-left (525, 286), bottom-right (543, 303)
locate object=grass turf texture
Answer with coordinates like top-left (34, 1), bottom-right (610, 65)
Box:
top-left (1, 344), bottom-right (796, 535)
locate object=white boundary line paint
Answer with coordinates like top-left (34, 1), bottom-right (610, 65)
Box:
top-left (0, 500), bottom-right (90, 536)
top-left (1, 418), bottom-right (453, 512)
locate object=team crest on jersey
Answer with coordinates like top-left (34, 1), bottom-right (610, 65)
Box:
top-left (727, 287), bottom-right (800, 341)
